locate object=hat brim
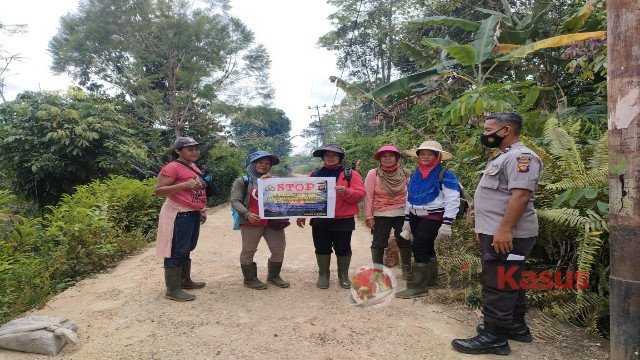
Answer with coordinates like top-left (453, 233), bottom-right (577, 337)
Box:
top-left (373, 150), bottom-right (402, 161)
top-left (254, 155), bottom-right (280, 166)
top-left (406, 147), bottom-right (453, 160)
top-left (313, 149), bottom-right (344, 158)
top-left (174, 141), bottom-right (201, 148)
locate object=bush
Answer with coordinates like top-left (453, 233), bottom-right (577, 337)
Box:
top-left (0, 176), bottom-right (162, 323)
top-left (201, 143), bottom-right (246, 206)
top-left (0, 89), bottom-right (149, 207)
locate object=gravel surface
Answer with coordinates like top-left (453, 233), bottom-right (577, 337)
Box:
top-left (0, 204), bottom-right (610, 359)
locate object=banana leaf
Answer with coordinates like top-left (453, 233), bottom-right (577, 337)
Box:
top-left (370, 69), bottom-right (440, 99)
top-left (562, 0), bottom-right (595, 33)
top-left (422, 38), bottom-right (477, 66)
top-left (499, 0), bottom-right (552, 44)
top-left (496, 31), bottom-right (606, 61)
top-left (328, 76), bottom-right (373, 101)
top-left (493, 44), bottom-right (522, 54)
top-left (399, 43), bottom-right (436, 69)
top-left (472, 15), bottom-right (500, 63)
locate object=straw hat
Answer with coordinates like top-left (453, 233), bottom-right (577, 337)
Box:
top-left (405, 141), bottom-right (453, 161)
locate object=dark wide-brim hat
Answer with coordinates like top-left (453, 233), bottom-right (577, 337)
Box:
top-left (312, 144), bottom-right (345, 158)
top-left (248, 150), bottom-right (280, 165)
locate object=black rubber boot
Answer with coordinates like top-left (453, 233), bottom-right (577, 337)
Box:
top-left (165, 267), bottom-right (196, 301)
top-left (316, 254), bottom-right (331, 289)
top-left (371, 248), bottom-right (384, 265)
top-left (396, 262), bottom-right (430, 298)
top-left (476, 313), bottom-right (532, 342)
top-left (267, 261), bottom-right (290, 288)
top-left (452, 323), bottom-right (511, 355)
top-left (336, 255), bottom-right (352, 289)
top-left (399, 247), bottom-right (413, 281)
top-left (241, 263), bottom-right (268, 290)
top-left (426, 257), bottom-right (438, 286)
top-left (181, 259), bottom-right (206, 289)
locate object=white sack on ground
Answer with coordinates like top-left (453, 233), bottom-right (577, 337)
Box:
top-left (0, 315), bottom-right (79, 355)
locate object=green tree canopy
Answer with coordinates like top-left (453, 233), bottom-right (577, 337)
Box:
top-left (229, 106), bottom-right (292, 162)
top-left (0, 88), bottom-right (148, 206)
top-left (49, 0), bottom-right (273, 137)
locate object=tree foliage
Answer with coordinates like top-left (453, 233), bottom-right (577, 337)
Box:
top-left (319, 0), bottom-right (611, 337)
top-left (228, 106), bottom-right (293, 175)
top-left (49, 0), bottom-right (273, 137)
top-left (0, 89), bottom-right (148, 206)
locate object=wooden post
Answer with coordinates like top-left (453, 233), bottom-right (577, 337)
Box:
top-left (607, 1), bottom-right (640, 359)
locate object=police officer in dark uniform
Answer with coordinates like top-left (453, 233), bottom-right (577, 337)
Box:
top-left (452, 112), bottom-right (542, 355)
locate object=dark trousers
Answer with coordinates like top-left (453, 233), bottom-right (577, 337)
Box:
top-left (408, 213), bottom-right (442, 263)
top-left (312, 228), bottom-right (353, 256)
top-left (371, 216), bottom-right (411, 249)
top-left (164, 211), bottom-right (201, 268)
top-left (479, 233), bottom-right (536, 327)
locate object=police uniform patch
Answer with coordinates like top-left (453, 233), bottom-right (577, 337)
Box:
top-left (516, 156), bottom-right (531, 172)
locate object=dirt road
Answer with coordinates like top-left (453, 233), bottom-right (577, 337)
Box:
top-left (1, 204), bottom-right (609, 359)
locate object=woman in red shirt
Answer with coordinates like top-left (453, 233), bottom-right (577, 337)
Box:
top-left (296, 144), bottom-right (365, 289)
top-left (155, 137), bottom-right (208, 302)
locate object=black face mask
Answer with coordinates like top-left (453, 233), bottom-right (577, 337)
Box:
top-left (480, 126), bottom-right (507, 148)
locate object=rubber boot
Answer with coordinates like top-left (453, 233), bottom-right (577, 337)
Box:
top-left (165, 267), bottom-right (195, 301)
top-left (395, 262), bottom-right (430, 298)
top-left (316, 254), bottom-right (331, 289)
top-left (241, 262), bottom-right (268, 290)
top-left (336, 256), bottom-right (352, 289)
top-left (452, 323), bottom-right (511, 355)
top-left (181, 259), bottom-right (206, 289)
top-left (399, 247), bottom-right (413, 281)
top-left (267, 261), bottom-right (290, 288)
top-left (426, 257), bottom-right (438, 286)
top-left (476, 313), bottom-right (532, 342)
top-left (371, 248), bottom-right (384, 266)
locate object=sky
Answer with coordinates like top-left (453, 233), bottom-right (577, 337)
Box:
top-left (0, 0), bottom-right (344, 153)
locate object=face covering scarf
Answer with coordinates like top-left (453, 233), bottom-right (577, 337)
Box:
top-left (408, 154), bottom-right (442, 205)
top-left (376, 163), bottom-right (409, 196)
top-left (480, 126), bottom-right (507, 148)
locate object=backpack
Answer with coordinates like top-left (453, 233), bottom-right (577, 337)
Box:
top-left (438, 168), bottom-right (469, 220)
top-left (231, 176), bottom-right (249, 230)
top-left (311, 166), bottom-right (354, 186)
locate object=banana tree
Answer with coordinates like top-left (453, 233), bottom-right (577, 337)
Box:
top-left (330, 0), bottom-right (606, 129)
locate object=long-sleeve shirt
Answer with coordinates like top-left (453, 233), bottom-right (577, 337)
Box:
top-left (309, 169), bottom-right (366, 218)
top-left (363, 169), bottom-right (408, 220)
top-left (405, 172), bottom-right (460, 226)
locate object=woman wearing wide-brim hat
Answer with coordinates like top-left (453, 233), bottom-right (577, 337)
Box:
top-left (230, 150), bottom-right (290, 290)
top-left (363, 145), bottom-right (412, 279)
top-left (396, 140), bottom-right (461, 298)
top-left (296, 144), bottom-right (366, 289)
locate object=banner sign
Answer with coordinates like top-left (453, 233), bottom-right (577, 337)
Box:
top-left (257, 177), bottom-right (336, 219)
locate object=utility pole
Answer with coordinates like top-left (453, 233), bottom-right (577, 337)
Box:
top-left (308, 104), bottom-right (327, 146)
top-left (608, 1), bottom-right (640, 359)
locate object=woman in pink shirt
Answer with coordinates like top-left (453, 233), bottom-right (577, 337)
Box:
top-left (154, 137), bottom-right (208, 302)
top-left (363, 146), bottom-right (412, 279)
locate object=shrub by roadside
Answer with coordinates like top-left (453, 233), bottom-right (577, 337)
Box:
top-left (0, 176), bottom-right (162, 323)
